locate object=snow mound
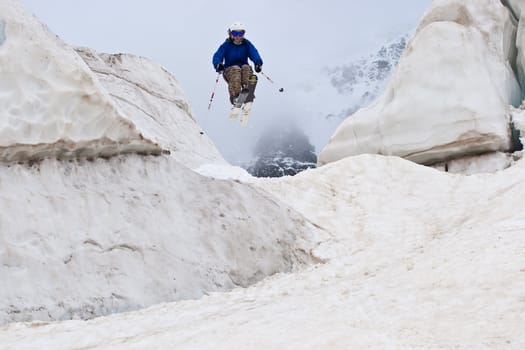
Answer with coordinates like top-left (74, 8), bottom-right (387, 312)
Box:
top-left (0, 0), bottom-right (222, 166)
top-left (0, 1), bottom-right (162, 162)
top-left (0, 155), bottom-right (323, 324)
top-left (318, 0), bottom-right (521, 168)
top-left (76, 48), bottom-right (225, 168)
top-left (3, 154), bottom-right (525, 348)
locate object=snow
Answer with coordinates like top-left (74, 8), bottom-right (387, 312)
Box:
top-left (326, 35), bottom-right (408, 119)
top-left (2, 155), bottom-right (525, 349)
top-left (75, 48), bottom-right (225, 168)
top-left (432, 151), bottom-right (516, 175)
top-left (0, 0), bottom-right (323, 326)
top-left (0, 1), bottom-right (162, 161)
top-left (318, 0), bottom-right (521, 167)
top-left (193, 163), bottom-right (254, 181)
top-left (0, 155), bottom-right (322, 324)
top-left (0, 0), bottom-right (223, 166)
top-left (1, 0), bottom-right (525, 348)
top-left (506, 0), bottom-right (525, 20)
top-left (515, 5), bottom-right (525, 101)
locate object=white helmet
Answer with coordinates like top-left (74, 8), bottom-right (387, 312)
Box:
top-left (228, 21), bottom-right (246, 33)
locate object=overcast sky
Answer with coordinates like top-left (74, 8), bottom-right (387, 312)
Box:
top-left (19, 0), bottom-right (431, 164)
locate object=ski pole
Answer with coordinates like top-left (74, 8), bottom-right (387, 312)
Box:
top-left (201, 72), bottom-right (221, 135)
top-left (207, 72), bottom-right (221, 110)
top-left (260, 71), bottom-right (284, 92)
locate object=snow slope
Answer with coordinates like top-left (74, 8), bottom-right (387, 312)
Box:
top-left (75, 48), bottom-right (224, 168)
top-left (2, 155), bottom-right (525, 349)
top-left (0, 154), bottom-right (323, 325)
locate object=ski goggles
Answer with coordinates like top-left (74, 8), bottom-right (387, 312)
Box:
top-left (231, 30), bottom-right (245, 38)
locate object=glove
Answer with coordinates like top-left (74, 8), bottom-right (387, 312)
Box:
top-left (254, 64), bottom-right (262, 73)
top-left (215, 63), bottom-right (224, 73)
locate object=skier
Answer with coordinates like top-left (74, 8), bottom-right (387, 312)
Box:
top-left (212, 22), bottom-right (263, 105)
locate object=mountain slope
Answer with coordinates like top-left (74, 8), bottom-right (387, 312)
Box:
top-left (326, 35), bottom-right (407, 119)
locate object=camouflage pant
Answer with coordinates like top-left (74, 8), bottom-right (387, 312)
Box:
top-left (224, 64), bottom-right (253, 103)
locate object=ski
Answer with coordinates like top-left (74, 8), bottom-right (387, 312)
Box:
top-left (228, 88), bottom-right (249, 120)
top-left (239, 74), bottom-right (258, 126)
top-left (229, 106), bottom-right (241, 120)
top-left (228, 74), bottom-right (258, 125)
top-left (240, 102), bottom-right (253, 126)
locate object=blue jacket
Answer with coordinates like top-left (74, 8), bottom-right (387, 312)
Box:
top-left (212, 38), bottom-right (263, 69)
